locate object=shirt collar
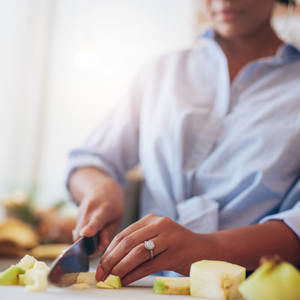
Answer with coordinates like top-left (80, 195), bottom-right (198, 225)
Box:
top-left (198, 29), bottom-right (300, 65)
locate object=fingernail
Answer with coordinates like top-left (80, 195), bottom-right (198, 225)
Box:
top-left (79, 227), bottom-right (91, 237)
top-left (96, 265), bottom-right (104, 281)
top-left (72, 229), bottom-right (77, 240)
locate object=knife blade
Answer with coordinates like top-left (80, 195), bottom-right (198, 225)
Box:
top-left (48, 233), bottom-right (100, 287)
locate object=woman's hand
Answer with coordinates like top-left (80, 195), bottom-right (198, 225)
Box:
top-left (69, 167), bottom-right (125, 255)
top-left (96, 214), bottom-right (213, 286)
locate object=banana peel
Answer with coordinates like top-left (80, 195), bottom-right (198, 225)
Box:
top-left (0, 218), bottom-right (39, 249)
top-left (0, 241), bottom-right (27, 257)
top-left (29, 244), bottom-right (72, 259)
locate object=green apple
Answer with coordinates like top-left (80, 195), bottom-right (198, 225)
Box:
top-left (239, 257), bottom-right (300, 300)
top-left (0, 265), bottom-right (25, 285)
top-left (190, 260), bottom-right (246, 299)
top-left (153, 277), bottom-right (190, 295)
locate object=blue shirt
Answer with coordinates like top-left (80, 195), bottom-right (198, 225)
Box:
top-left (68, 32), bottom-right (300, 239)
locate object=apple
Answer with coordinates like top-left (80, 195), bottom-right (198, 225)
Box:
top-left (239, 256), bottom-right (300, 300)
top-left (0, 265), bottom-right (25, 285)
top-left (76, 272), bottom-right (97, 285)
top-left (153, 277), bottom-right (190, 295)
top-left (97, 274), bottom-right (121, 289)
top-left (190, 260), bottom-right (246, 299)
top-left (25, 269), bottom-right (48, 292)
top-left (17, 254), bottom-right (36, 271)
top-left (74, 283), bottom-right (90, 290)
top-left (96, 281), bottom-right (115, 289)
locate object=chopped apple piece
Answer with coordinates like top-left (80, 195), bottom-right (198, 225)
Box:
top-left (103, 274), bottom-right (121, 289)
top-left (33, 261), bottom-right (50, 272)
top-left (25, 270), bottom-right (48, 292)
top-left (153, 277), bottom-right (190, 295)
top-left (190, 260), bottom-right (246, 299)
top-left (0, 265), bottom-right (25, 285)
top-left (76, 272), bottom-right (97, 285)
top-left (239, 257), bottom-right (300, 300)
top-left (17, 254), bottom-right (37, 271)
top-left (97, 281), bottom-right (114, 289)
top-left (18, 274), bottom-right (25, 286)
top-left (74, 283), bottom-right (90, 290)
top-left (24, 269), bottom-right (35, 285)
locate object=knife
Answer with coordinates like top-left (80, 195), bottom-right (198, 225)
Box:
top-left (48, 233), bottom-right (100, 287)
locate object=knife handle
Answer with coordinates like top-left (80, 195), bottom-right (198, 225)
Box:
top-left (82, 232), bottom-right (100, 255)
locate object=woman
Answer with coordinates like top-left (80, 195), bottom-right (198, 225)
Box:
top-left (68, 0), bottom-right (300, 285)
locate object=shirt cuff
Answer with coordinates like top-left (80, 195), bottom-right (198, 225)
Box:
top-left (65, 153), bottom-right (127, 203)
top-left (259, 201), bottom-right (300, 239)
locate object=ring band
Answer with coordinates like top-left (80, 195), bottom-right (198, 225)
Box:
top-left (144, 240), bottom-right (155, 260)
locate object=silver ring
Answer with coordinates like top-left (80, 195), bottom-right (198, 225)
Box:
top-left (144, 240), bottom-right (155, 260)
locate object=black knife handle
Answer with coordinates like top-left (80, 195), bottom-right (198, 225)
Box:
top-left (82, 232), bottom-right (100, 255)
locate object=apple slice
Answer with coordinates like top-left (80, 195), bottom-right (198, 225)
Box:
top-left (103, 274), bottom-right (121, 289)
top-left (24, 260), bottom-right (50, 285)
top-left (0, 265), bottom-right (25, 285)
top-left (97, 281), bottom-right (114, 289)
top-left (18, 274), bottom-right (26, 286)
top-left (76, 272), bottom-right (97, 285)
top-left (17, 254), bottom-right (36, 271)
top-left (190, 260), bottom-right (246, 299)
top-left (239, 257), bottom-right (300, 300)
top-left (74, 283), bottom-right (90, 290)
top-left (25, 269), bottom-right (48, 292)
top-left (153, 277), bottom-right (190, 295)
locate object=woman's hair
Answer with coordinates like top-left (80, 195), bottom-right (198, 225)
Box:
top-left (277, 0), bottom-right (295, 5)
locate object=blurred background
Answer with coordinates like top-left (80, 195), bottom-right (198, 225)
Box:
top-left (0, 0), bottom-right (299, 256)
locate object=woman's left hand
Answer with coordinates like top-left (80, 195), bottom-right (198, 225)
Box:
top-left (95, 214), bottom-right (213, 286)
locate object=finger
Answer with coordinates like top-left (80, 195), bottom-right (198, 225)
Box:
top-left (110, 236), bottom-right (167, 280)
top-left (91, 222), bottom-right (121, 257)
top-left (79, 214), bottom-right (106, 237)
top-left (100, 214), bottom-right (155, 264)
top-left (96, 224), bottom-right (158, 281)
top-left (73, 208), bottom-right (86, 241)
top-left (98, 221), bottom-right (121, 253)
top-left (121, 251), bottom-right (168, 286)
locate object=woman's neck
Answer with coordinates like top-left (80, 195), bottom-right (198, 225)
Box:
top-left (215, 21), bottom-right (283, 83)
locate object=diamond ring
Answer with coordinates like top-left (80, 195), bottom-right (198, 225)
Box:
top-left (144, 240), bottom-right (155, 260)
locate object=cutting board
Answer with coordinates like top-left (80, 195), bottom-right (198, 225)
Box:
top-left (0, 276), bottom-right (192, 300)
top-left (0, 258), bottom-right (244, 300)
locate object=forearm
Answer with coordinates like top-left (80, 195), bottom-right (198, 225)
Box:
top-left (205, 220), bottom-right (300, 270)
top-left (68, 166), bottom-right (116, 204)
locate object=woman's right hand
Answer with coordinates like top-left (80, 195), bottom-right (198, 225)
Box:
top-left (69, 167), bottom-right (125, 255)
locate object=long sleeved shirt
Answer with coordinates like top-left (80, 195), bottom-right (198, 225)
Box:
top-left (68, 31), bottom-right (300, 239)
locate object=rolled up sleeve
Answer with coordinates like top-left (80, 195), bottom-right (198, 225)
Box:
top-left (259, 201), bottom-right (300, 239)
top-left (66, 69), bottom-right (146, 191)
